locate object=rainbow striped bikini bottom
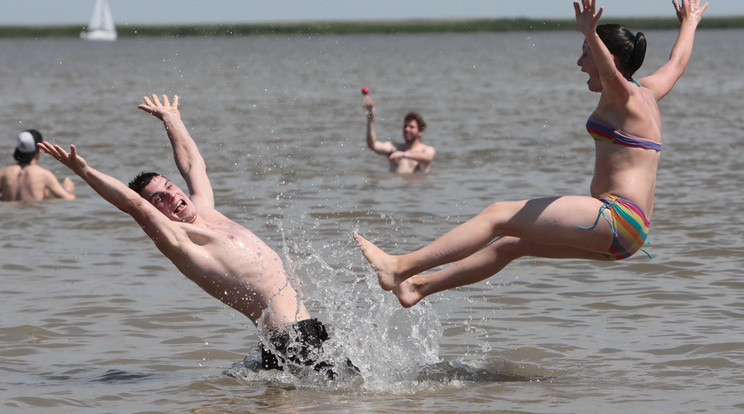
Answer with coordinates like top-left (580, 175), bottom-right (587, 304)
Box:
top-left (579, 193), bottom-right (652, 261)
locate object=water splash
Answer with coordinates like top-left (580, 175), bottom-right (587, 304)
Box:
top-left (222, 210), bottom-right (553, 390)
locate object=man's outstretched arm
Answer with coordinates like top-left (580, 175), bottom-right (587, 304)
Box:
top-left (138, 94), bottom-right (215, 209)
top-left (39, 142), bottom-right (184, 254)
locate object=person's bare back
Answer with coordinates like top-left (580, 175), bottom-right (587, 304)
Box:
top-left (0, 164), bottom-right (74, 202)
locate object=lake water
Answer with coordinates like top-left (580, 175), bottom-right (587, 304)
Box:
top-left (1, 28), bottom-right (743, 413)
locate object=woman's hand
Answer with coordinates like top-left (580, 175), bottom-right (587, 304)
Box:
top-left (673, 0), bottom-right (709, 25)
top-left (574, 0), bottom-right (603, 36)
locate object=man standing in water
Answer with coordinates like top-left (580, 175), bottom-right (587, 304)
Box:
top-left (363, 93), bottom-right (436, 173)
top-left (40, 95), bottom-right (353, 379)
top-left (0, 129), bottom-right (75, 202)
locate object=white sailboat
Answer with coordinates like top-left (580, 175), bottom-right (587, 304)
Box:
top-left (80, 0), bottom-right (117, 41)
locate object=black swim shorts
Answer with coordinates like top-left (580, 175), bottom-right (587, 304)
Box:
top-left (260, 318), bottom-right (357, 379)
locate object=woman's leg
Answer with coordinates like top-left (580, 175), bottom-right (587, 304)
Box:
top-left (355, 195), bottom-right (614, 290)
top-left (393, 236), bottom-right (608, 307)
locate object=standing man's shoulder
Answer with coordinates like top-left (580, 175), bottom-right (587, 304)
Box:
top-left (421, 142), bottom-right (436, 155)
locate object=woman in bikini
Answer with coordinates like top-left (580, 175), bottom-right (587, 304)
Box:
top-left (354, 0), bottom-right (708, 308)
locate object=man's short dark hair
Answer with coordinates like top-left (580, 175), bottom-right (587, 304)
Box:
top-left (128, 172), bottom-right (161, 195)
top-left (403, 112), bottom-right (426, 132)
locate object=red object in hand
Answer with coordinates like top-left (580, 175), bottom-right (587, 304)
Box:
top-left (361, 87), bottom-right (370, 95)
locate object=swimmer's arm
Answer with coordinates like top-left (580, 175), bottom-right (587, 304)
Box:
top-left (640, 0), bottom-right (708, 101)
top-left (393, 146), bottom-right (436, 163)
top-left (367, 127), bottom-right (396, 156)
top-left (364, 96), bottom-right (396, 155)
top-left (42, 170), bottom-right (75, 200)
top-left (138, 94), bottom-right (215, 210)
top-left (38, 143), bottom-right (184, 250)
top-left (161, 109), bottom-right (214, 209)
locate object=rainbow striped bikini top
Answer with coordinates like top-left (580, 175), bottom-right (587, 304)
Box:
top-left (586, 111), bottom-right (662, 151)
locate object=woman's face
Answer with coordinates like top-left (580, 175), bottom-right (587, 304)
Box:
top-left (577, 40), bottom-right (602, 93)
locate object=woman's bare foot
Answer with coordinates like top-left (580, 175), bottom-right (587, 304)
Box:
top-left (353, 232), bottom-right (403, 291)
top-left (392, 279), bottom-right (423, 308)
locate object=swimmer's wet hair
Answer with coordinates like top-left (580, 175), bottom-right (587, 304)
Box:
top-left (596, 24), bottom-right (647, 78)
top-left (128, 171), bottom-right (161, 195)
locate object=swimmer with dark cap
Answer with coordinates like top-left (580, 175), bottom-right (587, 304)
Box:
top-left (0, 129), bottom-right (75, 202)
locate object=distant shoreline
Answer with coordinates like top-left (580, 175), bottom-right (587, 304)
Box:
top-left (2, 17), bottom-right (743, 38)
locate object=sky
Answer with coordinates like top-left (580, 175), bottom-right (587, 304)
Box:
top-left (1, 0), bottom-right (739, 26)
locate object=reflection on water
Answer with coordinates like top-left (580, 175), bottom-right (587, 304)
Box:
top-left (1, 29), bottom-right (744, 413)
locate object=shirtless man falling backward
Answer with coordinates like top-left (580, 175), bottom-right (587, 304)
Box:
top-left (40, 94), bottom-right (355, 379)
